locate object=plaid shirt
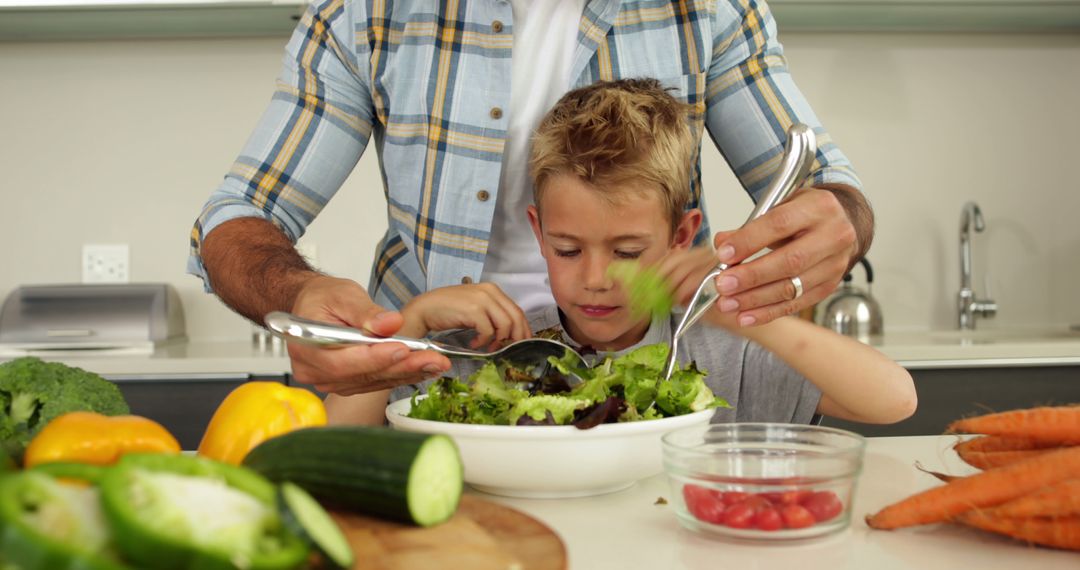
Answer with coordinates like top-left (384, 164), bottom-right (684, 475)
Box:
top-left (188, 0), bottom-right (861, 310)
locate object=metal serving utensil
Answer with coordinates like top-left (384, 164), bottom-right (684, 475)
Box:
top-left (264, 311), bottom-right (590, 378)
top-left (661, 123), bottom-right (818, 381)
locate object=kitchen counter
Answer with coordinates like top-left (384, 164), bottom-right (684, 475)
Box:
top-left (874, 326), bottom-right (1080, 369)
top-left (0, 340), bottom-right (293, 378)
top-left (2, 326), bottom-right (1078, 377)
top-left (488, 435), bottom-right (1077, 570)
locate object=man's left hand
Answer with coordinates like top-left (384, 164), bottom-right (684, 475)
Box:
top-left (711, 184), bottom-right (873, 326)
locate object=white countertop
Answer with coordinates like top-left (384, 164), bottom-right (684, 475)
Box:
top-left (486, 435), bottom-right (1078, 570)
top-left (2, 326), bottom-right (1078, 377)
top-left (874, 327), bottom-right (1080, 368)
top-left (0, 341), bottom-right (293, 377)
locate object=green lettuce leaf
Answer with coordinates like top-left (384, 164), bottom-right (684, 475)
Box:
top-left (507, 395), bottom-right (587, 425)
top-left (607, 261), bottom-right (675, 320)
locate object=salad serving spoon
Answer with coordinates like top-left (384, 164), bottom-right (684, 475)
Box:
top-left (264, 311), bottom-right (590, 379)
top-left (661, 123), bottom-right (818, 381)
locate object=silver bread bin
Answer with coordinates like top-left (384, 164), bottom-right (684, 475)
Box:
top-left (0, 284), bottom-right (186, 355)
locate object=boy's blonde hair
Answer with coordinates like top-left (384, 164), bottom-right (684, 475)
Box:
top-left (529, 78), bottom-right (697, 233)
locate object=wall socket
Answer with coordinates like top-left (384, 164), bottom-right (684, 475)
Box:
top-left (82, 244), bottom-right (130, 284)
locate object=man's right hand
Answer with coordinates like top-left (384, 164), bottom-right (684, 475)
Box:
top-left (200, 218), bottom-right (450, 395)
top-left (287, 276), bottom-right (452, 395)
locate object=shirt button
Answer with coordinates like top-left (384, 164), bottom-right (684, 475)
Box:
top-left (477, 190), bottom-right (490, 202)
top-left (461, 276), bottom-right (474, 284)
top-left (491, 20), bottom-right (504, 33)
top-left (490, 107), bottom-right (503, 120)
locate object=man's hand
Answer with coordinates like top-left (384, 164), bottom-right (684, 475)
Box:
top-left (711, 184), bottom-right (874, 326)
top-left (287, 276), bottom-right (452, 395)
top-left (201, 218), bottom-right (452, 395)
top-left (400, 283), bottom-right (531, 350)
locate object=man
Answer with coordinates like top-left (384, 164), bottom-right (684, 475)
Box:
top-left (189, 0), bottom-right (873, 396)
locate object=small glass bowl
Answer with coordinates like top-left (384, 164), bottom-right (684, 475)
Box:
top-left (662, 423), bottom-right (866, 541)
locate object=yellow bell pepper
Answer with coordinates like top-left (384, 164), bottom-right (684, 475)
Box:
top-left (197, 381), bottom-right (326, 465)
top-left (23, 411), bottom-right (181, 468)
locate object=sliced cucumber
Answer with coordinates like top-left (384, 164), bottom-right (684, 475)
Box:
top-left (278, 482), bottom-right (354, 570)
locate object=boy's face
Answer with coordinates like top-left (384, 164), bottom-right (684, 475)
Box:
top-left (527, 173), bottom-right (701, 351)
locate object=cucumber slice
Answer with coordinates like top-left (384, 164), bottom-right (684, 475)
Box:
top-left (406, 435), bottom-right (463, 526)
top-left (278, 482), bottom-right (354, 570)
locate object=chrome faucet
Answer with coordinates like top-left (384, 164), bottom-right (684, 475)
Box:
top-left (958, 201), bottom-right (997, 329)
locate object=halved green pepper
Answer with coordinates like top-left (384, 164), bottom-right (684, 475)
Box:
top-left (30, 462), bottom-right (109, 485)
top-left (99, 453), bottom-right (309, 570)
top-left (0, 470), bottom-right (130, 570)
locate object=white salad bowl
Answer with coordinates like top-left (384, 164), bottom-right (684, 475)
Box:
top-left (385, 397), bottom-right (716, 499)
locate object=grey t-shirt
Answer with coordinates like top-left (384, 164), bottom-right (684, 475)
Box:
top-left (389, 305), bottom-right (822, 424)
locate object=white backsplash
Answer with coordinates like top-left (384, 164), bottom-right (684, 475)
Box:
top-left (1, 32), bottom-right (1078, 341)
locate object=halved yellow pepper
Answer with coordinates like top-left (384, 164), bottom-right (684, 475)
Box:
top-left (23, 411), bottom-right (181, 468)
top-left (197, 381), bottom-right (326, 465)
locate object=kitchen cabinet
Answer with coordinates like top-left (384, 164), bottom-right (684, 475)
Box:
top-left (2, 0), bottom-right (1078, 41)
top-left (821, 364), bottom-right (1080, 437)
top-left (771, 0), bottom-right (1080, 32)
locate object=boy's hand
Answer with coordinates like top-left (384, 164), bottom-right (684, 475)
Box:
top-left (711, 186), bottom-right (871, 327)
top-left (286, 275), bottom-right (452, 396)
top-left (401, 283), bottom-right (531, 350)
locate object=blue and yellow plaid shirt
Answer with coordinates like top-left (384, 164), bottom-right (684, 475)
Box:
top-left (188, 0), bottom-right (861, 310)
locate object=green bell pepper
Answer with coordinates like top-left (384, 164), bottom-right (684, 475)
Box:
top-left (0, 470), bottom-right (130, 570)
top-left (99, 453), bottom-right (309, 570)
top-left (29, 462), bottom-right (108, 485)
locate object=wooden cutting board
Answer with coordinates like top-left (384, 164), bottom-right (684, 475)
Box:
top-left (329, 495), bottom-right (568, 570)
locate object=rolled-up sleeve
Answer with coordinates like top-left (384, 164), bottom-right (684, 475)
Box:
top-left (187, 0), bottom-right (376, 290)
top-left (704, 0), bottom-right (862, 201)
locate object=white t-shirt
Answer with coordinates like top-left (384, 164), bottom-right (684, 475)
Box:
top-left (480, 0), bottom-right (587, 313)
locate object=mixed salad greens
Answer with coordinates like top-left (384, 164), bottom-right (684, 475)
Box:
top-left (407, 343), bottom-right (729, 429)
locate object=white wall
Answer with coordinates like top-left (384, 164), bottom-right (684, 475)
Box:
top-left (1, 31), bottom-right (1078, 342)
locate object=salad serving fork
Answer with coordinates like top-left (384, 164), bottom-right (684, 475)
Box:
top-left (264, 311), bottom-right (591, 378)
top-left (661, 123), bottom-right (818, 381)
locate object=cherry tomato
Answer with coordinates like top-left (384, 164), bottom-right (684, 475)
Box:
top-left (741, 495), bottom-right (771, 512)
top-left (759, 492), bottom-right (783, 504)
top-left (721, 491), bottom-right (749, 506)
top-left (753, 507), bottom-right (783, 531)
top-left (780, 504), bottom-right (816, 529)
top-left (781, 490), bottom-right (812, 505)
top-left (722, 503), bottom-right (756, 529)
top-left (683, 485), bottom-right (726, 524)
top-left (801, 491), bottom-right (843, 522)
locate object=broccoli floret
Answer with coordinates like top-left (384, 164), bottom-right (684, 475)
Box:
top-left (0, 357), bottom-right (129, 463)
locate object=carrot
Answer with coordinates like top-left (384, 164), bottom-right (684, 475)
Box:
top-left (947, 406), bottom-right (1080, 445)
top-left (913, 461), bottom-right (961, 483)
top-left (866, 446), bottom-right (1080, 530)
top-left (986, 480), bottom-right (1080, 518)
top-left (956, 512), bottom-right (1080, 551)
top-left (957, 449), bottom-right (1058, 470)
top-left (954, 435), bottom-right (1065, 454)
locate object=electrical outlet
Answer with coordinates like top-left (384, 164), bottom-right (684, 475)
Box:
top-left (82, 244), bottom-right (130, 284)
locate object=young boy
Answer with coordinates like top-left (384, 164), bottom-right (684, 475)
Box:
top-left (326, 79), bottom-right (915, 426)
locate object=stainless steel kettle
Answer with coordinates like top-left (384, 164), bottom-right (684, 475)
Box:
top-left (817, 258), bottom-right (883, 344)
